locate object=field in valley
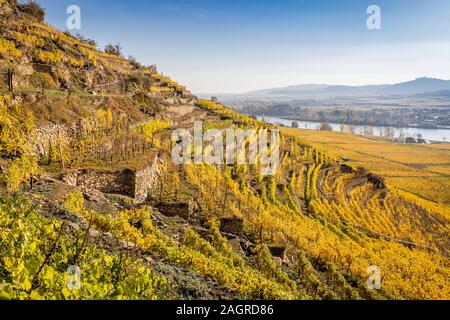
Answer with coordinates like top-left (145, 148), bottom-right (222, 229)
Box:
top-left (282, 128), bottom-right (450, 206)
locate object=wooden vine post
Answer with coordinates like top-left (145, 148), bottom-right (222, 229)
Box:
top-left (7, 69), bottom-right (14, 92)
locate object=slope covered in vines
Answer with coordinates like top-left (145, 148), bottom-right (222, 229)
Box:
top-left (0, 0), bottom-right (448, 300)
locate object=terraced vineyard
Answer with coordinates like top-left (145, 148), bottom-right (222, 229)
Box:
top-left (0, 0), bottom-right (448, 301)
top-left (282, 129), bottom-right (450, 205)
top-left (189, 101), bottom-right (450, 299)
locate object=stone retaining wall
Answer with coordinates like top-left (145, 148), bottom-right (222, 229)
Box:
top-left (61, 155), bottom-right (161, 200)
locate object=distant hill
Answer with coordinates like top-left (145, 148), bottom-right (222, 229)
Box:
top-left (234, 77), bottom-right (450, 99)
top-left (383, 78), bottom-right (450, 95)
top-left (246, 84), bottom-right (330, 95)
top-left (310, 84), bottom-right (389, 97)
top-left (246, 84), bottom-right (389, 98)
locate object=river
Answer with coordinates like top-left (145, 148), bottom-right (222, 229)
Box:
top-left (258, 116), bottom-right (450, 142)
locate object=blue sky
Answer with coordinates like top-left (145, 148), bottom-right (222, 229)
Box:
top-left (36, 0), bottom-right (450, 93)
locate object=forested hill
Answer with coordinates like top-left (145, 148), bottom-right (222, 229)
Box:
top-left (0, 0), bottom-right (448, 300)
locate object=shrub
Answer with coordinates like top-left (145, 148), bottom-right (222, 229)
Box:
top-left (13, 32), bottom-right (45, 47)
top-left (0, 38), bottom-right (22, 58)
top-left (104, 43), bottom-right (122, 56)
top-left (20, 0), bottom-right (46, 22)
top-left (68, 57), bottom-right (85, 68)
top-left (128, 55), bottom-right (142, 69)
top-left (0, 94), bottom-right (35, 155)
top-left (29, 71), bottom-right (57, 89)
top-left (78, 48), bottom-right (97, 66)
top-left (63, 190), bottom-right (85, 214)
top-left (35, 49), bottom-right (64, 64)
top-left (3, 154), bottom-right (40, 192)
top-left (75, 33), bottom-right (97, 47)
top-left (319, 123), bottom-right (333, 131)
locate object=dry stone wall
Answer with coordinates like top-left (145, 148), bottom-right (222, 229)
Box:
top-left (134, 155), bottom-right (162, 200)
top-left (60, 154), bottom-right (161, 200)
top-left (27, 122), bottom-right (73, 157)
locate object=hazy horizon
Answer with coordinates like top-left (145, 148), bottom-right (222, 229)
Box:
top-left (197, 76), bottom-right (450, 96)
top-left (38, 0), bottom-right (450, 94)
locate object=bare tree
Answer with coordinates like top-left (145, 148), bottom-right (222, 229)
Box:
top-left (385, 127), bottom-right (395, 138)
top-left (75, 33), bottom-right (97, 47)
top-left (105, 42), bottom-right (122, 56)
top-left (363, 126), bottom-right (374, 136)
